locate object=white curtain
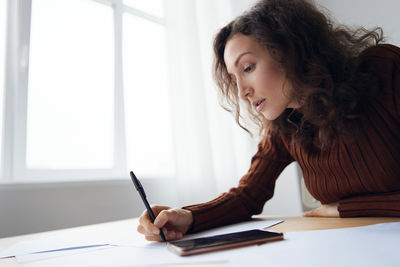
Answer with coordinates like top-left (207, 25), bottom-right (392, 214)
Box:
top-left (164, 0), bottom-right (259, 206)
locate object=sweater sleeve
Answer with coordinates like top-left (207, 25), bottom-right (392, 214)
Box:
top-left (183, 134), bottom-right (294, 233)
top-left (338, 191), bottom-right (400, 217)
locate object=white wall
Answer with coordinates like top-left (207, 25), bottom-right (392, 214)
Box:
top-left (0, 179), bottom-right (179, 238)
top-left (315, 0), bottom-right (400, 45)
top-left (261, 163), bottom-right (303, 216)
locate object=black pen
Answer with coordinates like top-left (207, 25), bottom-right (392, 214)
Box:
top-left (130, 171), bottom-right (167, 242)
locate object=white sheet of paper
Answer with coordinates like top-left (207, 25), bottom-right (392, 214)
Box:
top-left (20, 219), bottom-right (282, 266)
top-left (15, 245), bottom-right (115, 263)
top-left (0, 237), bottom-right (110, 259)
top-left (0, 219), bottom-right (139, 260)
top-left (225, 222), bottom-right (400, 267)
top-left (38, 240), bottom-right (257, 267)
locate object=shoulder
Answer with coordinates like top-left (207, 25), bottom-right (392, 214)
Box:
top-left (360, 44), bottom-right (400, 116)
top-left (358, 44), bottom-right (400, 90)
top-left (360, 44), bottom-right (400, 69)
top-left (361, 44), bottom-right (400, 59)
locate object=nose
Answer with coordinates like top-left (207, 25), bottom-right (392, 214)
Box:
top-left (237, 79), bottom-right (253, 99)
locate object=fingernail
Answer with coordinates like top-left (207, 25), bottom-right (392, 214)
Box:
top-left (153, 229), bottom-right (159, 234)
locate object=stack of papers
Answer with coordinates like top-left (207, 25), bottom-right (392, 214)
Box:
top-left (0, 219), bottom-right (283, 265)
top-left (3, 220), bottom-right (398, 267)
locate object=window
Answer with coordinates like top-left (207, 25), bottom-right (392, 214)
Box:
top-left (0, 0), bottom-right (6, 174)
top-left (123, 14), bottom-right (175, 178)
top-left (123, 0), bottom-right (164, 18)
top-left (27, 0), bottom-right (114, 169)
top-left (2, 0), bottom-right (174, 181)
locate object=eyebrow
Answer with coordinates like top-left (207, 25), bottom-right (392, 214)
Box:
top-left (234, 52), bottom-right (252, 67)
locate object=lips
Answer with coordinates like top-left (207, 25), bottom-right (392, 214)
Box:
top-left (253, 99), bottom-right (266, 112)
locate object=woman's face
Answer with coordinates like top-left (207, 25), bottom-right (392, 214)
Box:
top-left (224, 33), bottom-right (298, 120)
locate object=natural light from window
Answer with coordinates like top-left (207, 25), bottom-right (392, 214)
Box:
top-left (123, 14), bottom-right (175, 178)
top-left (26, 0), bottom-right (114, 169)
top-left (0, 0), bottom-right (6, 173)
top-left (123, 0), bottom-right (164, 18)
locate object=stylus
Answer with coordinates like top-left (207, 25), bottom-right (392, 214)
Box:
top-left (130, 171), bottom-right (167, 242)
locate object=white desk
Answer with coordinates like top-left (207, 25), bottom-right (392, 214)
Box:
top-left (1, 216), bottom-right (400, 266)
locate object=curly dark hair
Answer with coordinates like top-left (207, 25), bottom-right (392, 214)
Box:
top-left (213, 0), bottom-right (384, 149)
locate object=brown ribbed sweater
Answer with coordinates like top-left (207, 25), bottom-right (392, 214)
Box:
top-left (184, 44), bottom-right (400, 233)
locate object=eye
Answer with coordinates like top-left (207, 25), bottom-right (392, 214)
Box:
top-left (243, 64), bottom-right (255, 73)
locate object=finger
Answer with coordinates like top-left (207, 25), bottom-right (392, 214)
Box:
top-left (140, 208), bottom-right (150, 219)
top-left (162, 229), bottom-right (183, 241)
top-left (154, 210), bottom-right (171, 229)
top-left (137, 224), bottom-right (145, 234)
top-left (145, 234), bottom-right (162, 242)
top-left (137, 224), bottom-right (158, 236)
top-left (154, 209), bottom-right (182, 228)
top-left (142, 228), bottom-right (183, 242)
top-left (139, 210), bottom-right (160, 235)
top-left (150, 205), bottom-right (168, 214)
top-left (173, 231), bottom-right (183, 240)
top-left (303, 211), bottom-right (311, 217)
top-left (303, 208), bottom-right (318, 217)
top-left (165, 229), bottom-right (176, 240)
top-left (138, 209), bottom-right (149, 226)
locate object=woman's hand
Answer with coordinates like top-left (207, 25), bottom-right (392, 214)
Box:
top-left (303, 202), bottom-right (339, 217)
top-left (137, 205), bottom-right (193, 241)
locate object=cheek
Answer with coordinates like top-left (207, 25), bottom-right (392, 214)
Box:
top-left (268, 65), bottom-right (286, 86)
top-left (258, 69), bottom-right (285, 95)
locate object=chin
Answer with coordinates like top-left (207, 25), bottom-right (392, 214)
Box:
top-left (262, 110), bottom-right (285, 121)
top-left (262, 113), bottom-right (280, 121)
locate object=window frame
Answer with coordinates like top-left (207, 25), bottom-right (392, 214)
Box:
top-left (0, 0), bottom-right (7, 175)
top-left (1, 0), bottom-right (168, 182)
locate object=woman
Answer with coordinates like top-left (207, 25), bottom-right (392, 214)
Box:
top-left (137, 0), bottom-right (400, 241)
